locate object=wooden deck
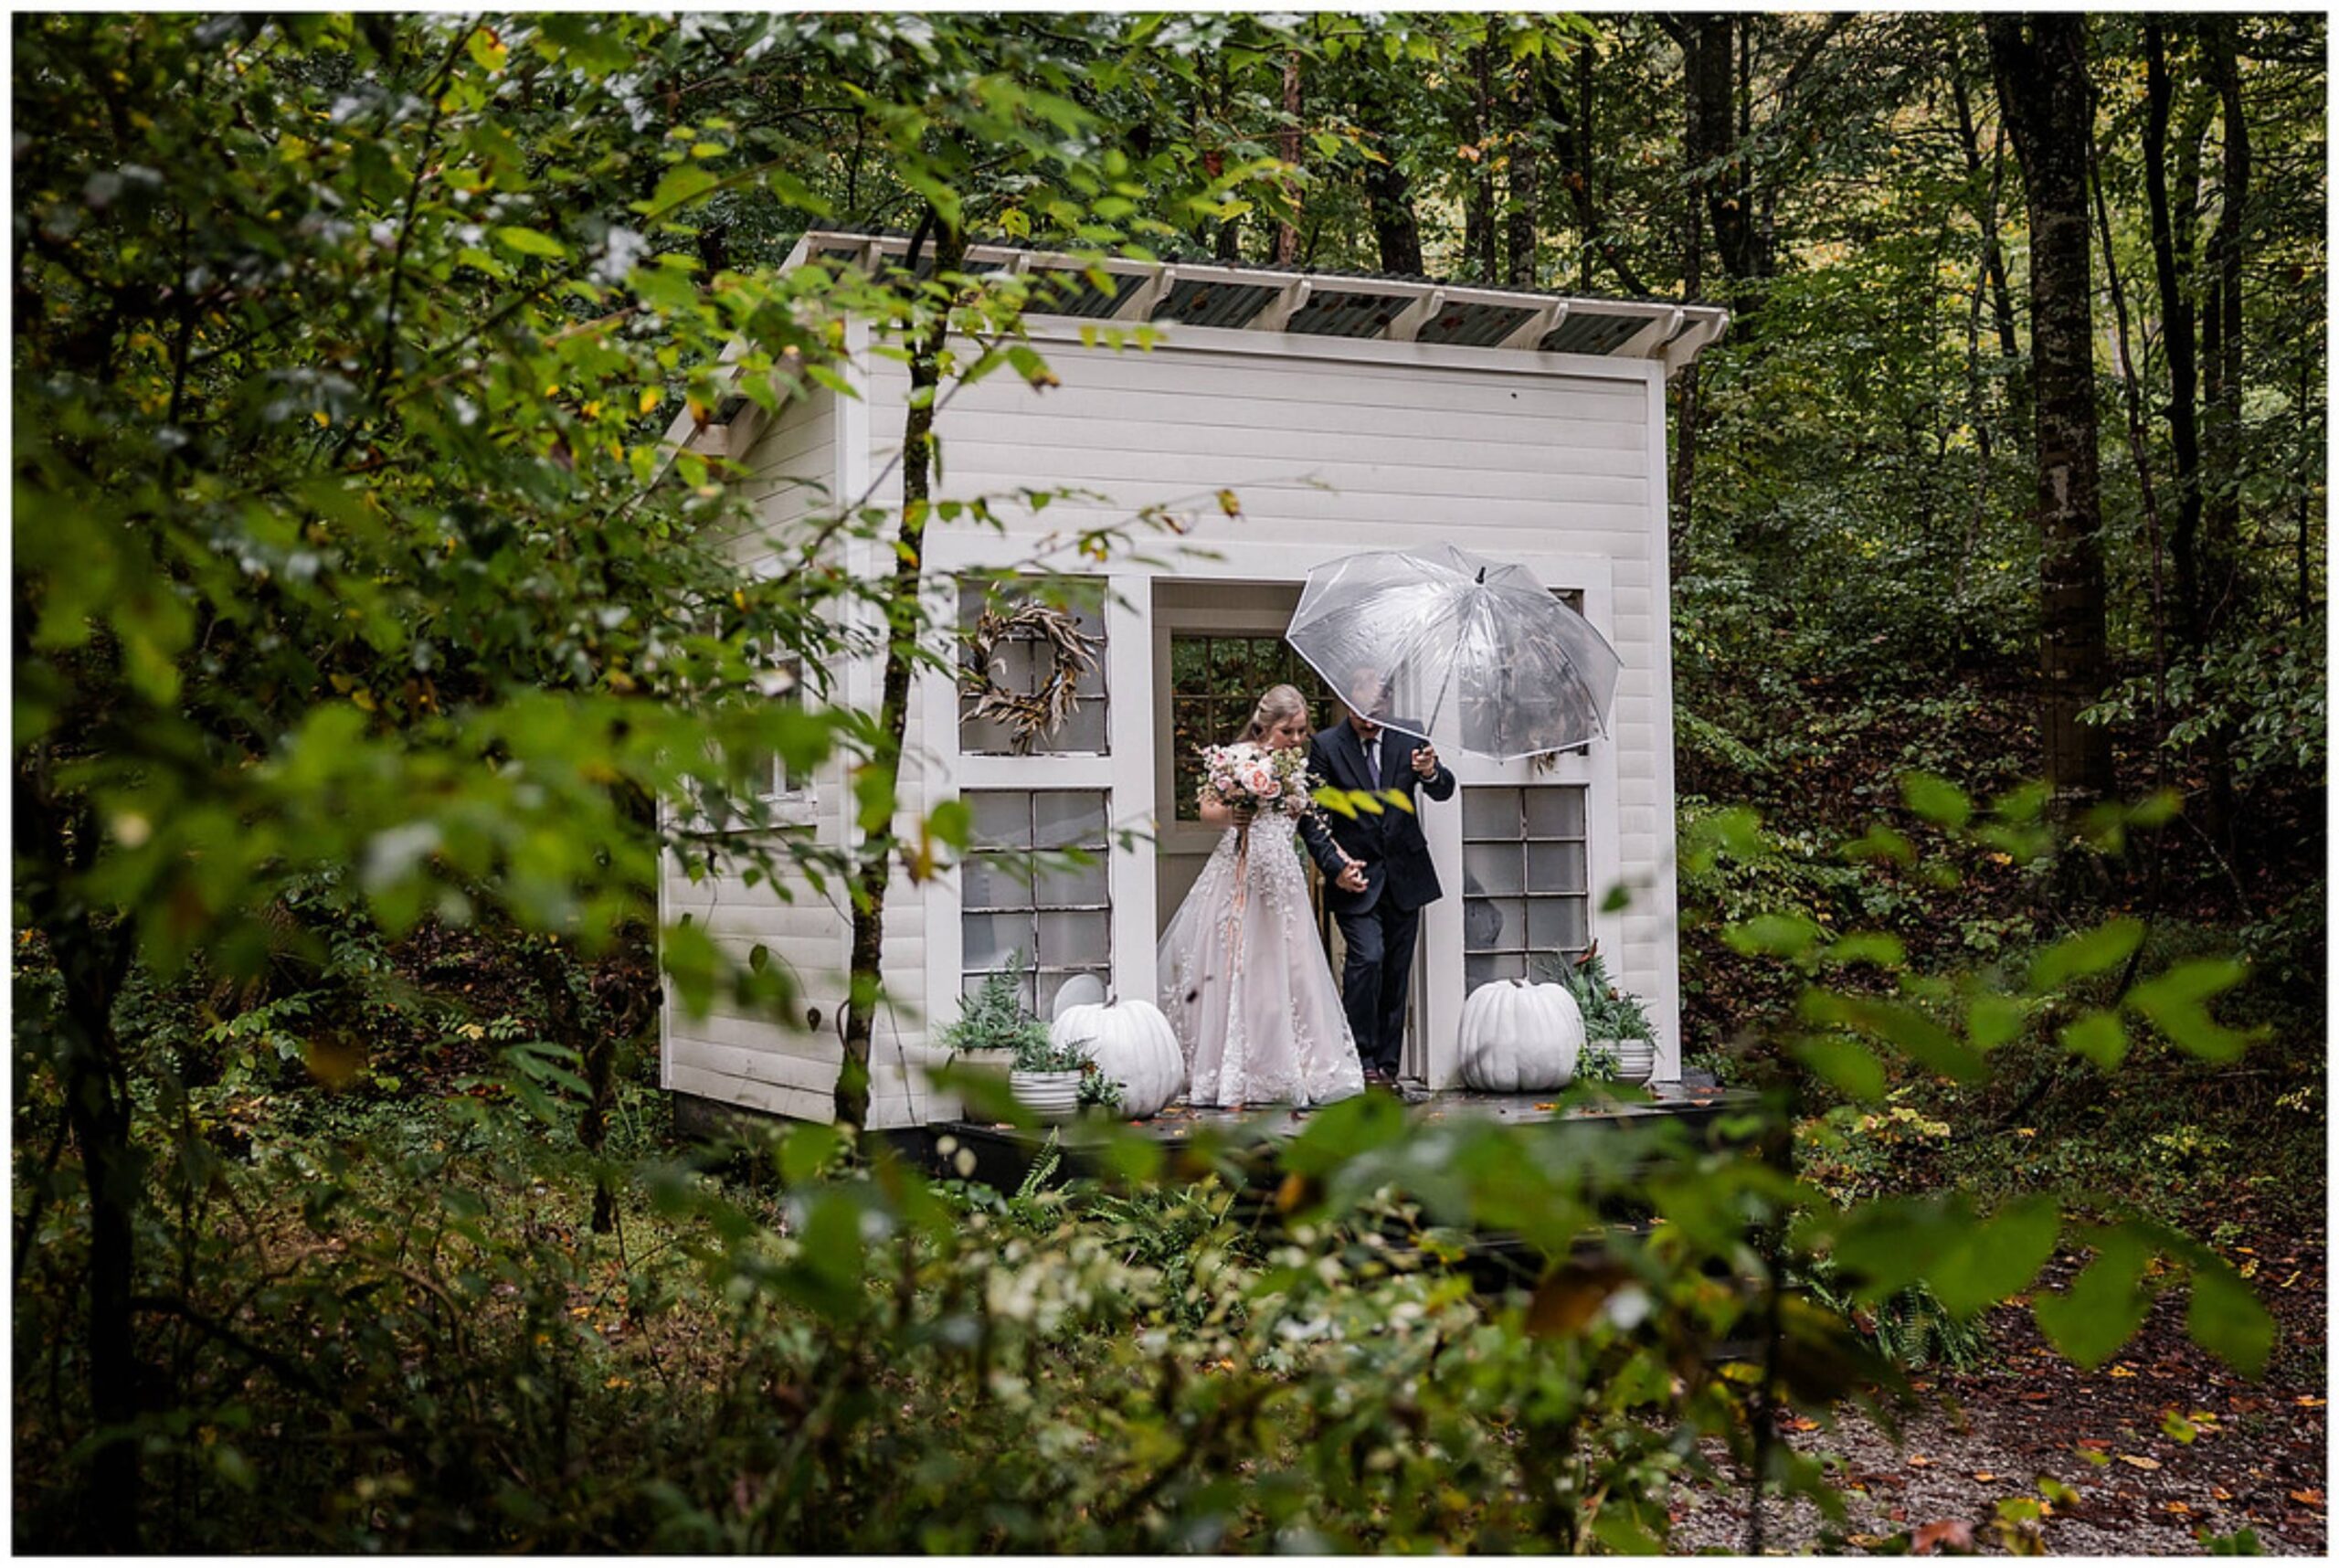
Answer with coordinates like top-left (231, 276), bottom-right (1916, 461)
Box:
top-left (918, 1078), bottom-right (1759, 1193)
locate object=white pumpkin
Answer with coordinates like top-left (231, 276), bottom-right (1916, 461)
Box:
top-left (1457, 979), bottom-right (1585, 1093)
top-left (1051, 998), bottom-right (1185, 1119)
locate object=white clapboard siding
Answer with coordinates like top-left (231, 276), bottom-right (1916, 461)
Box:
top-left (669, 308), bottom-right (1692, 1118)
top-left (862, 334), bottom-right (1681, 1079)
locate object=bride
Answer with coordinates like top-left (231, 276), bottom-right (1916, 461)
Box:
top-left (1158, 684), bottom-right (1371, 1108)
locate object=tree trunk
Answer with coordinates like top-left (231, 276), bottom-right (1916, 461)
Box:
top-left (2196, 16), bottom-right (2249, 854)
top-left (1950, 58), bottom-right (2027, 443)
top-left (1504, 61), bottom-right (1538, 288)
top-left (839, 217), bottom-right (967, 1132)
top-left (16, 759), bottom-right (144, 1550)
top-left (1464, 39), bottom-right (1497, 281)
top-left (2143, 21), bottom-right (2205, 648)
top-left (1546, 43), bottom-right (1651, 296)
top-left (1686, 16), bottom-right (1752, 290)
top-left (1275, 49), bottom-right (1302, 267)
top-left (2198, 16), bottom-right (2249, 646)
top-left (1986, 15), bottom-right (2116, 810)
top-left (1361, 137), bottom-right (1424, 275)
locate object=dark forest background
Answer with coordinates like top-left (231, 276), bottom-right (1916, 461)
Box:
top-left (14, 13), bottom-right (2325, 1552)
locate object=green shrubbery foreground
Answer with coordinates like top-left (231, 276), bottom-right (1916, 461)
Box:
top-left (15, 777), bottom-right (2285, 1553)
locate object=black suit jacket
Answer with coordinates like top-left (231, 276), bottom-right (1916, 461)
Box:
top-left (1305, 719), bottom-right (1456, 915)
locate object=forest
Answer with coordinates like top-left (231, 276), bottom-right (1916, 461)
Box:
top-left (12, 11), bottom-right (2326, 1553)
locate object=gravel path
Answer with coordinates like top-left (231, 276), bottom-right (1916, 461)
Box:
top-left (1668, 1242), bottom-right (2327, 1555)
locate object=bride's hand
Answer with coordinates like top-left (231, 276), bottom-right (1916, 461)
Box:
top-left (1230, 801), bottom-right (1256, 826)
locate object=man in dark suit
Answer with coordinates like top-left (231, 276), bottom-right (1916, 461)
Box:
top-left (1305, 666), bottom-right (1455, 1085)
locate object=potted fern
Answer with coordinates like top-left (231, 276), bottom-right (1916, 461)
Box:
top-left (1535, 945), bottom-right (1658, 1085)
top-left (941, 957), bottom-right (1052, 1110)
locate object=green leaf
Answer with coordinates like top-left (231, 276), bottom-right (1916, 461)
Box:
top-left (1802, 991), bottom-right (1986, 1083)
top-left (1724, 912), bottom-right (1825, 959)
top-left (1900, 772), bottom-right (1971, 828)
top-left (852, 768), bottom-right (894, 835)
top-left (925, 799), bottom-right (973, 853)
top-left (646, 162), bottom-right (722, 213)
top-left (2058, 1009), bottom-right (2127, 1069)
top-left (2186, 1258), bottom-right (2276, 1379)
top-left (2028, 916), bottom-right (2145, 992)
top-left (2124, 959), bottom-right (2260, 1063)
top-left (661, 917), bottom-right (721, 1018)
top-left (1823, 931), bottom-right (1905, 969)
top-left (1927, 1197), bottom-right (2060, 1321)
top-left (2033, 1226), bottom-right (2154, 1369)
top-left (629, 262), bottom-right (700, 313)
top-left (780, 1124), bottom-right (843, 1186)
top-left (1790, 1035), bottom-right (1885, 1100)
top-left (493, 226), bottom-right (569, 259)
top-left (1965, 992), bottom-right (2029, 1050)
top-left (1838, 824), bottom-right (1917, 866)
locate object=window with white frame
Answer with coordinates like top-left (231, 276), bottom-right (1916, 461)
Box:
top-left (959, 789), bottom-right (1112, 1015)
top-left (742, 641), bottom-right (815, 801)
top-left (1462, 784), bottom-right (1591, 990)
top-left (958, 578), bottom-right (1109, 756)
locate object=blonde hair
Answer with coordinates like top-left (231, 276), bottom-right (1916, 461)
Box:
top-left (1240, 683), bottom-right (1310, 743)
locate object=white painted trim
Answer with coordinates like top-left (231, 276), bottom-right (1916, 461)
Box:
top-left (1642, 363), bottom-right (1685, 1077)
top-left (1248, 279), bottom-right (1313, 334)
top-left (836, 317), bottom-right (874, 1000)
top-left (917, 588), bottom-right (967, 1118)
top-left (1498, 301), bottom-right (1567, 353)
top-left (1102, 571), bottom-right (1159, 1011)
top-left (1018, 315), bottom-right (1659, 386)
top-left (1384, 287), bottom-right (1445, 344)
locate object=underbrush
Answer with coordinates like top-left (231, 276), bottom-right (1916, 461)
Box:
top-left (14, 1084), bottom-right (1845, 1553)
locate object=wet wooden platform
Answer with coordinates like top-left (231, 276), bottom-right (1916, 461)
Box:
top-left (920, 1078), bottom-right (1760, 1195)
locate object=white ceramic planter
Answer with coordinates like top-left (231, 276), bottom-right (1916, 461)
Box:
top-left (1592, 1037), bottom-right (1658, 1086)
top-left (1008, 1069), bottom-right (1083, 1125)
top-left (947, 1051), bottom-right (1013, 1115)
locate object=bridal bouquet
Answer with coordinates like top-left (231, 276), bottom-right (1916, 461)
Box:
top-left (1200, 740), bottom-right (1314, 817)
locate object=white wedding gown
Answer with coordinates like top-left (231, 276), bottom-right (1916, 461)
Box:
top-left (1157, 813), bottom-right (1368, 1107)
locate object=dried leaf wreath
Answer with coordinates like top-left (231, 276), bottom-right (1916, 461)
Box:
top-left (959, 600), bottom-right (1101, 754)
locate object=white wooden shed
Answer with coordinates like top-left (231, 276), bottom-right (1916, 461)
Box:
top-left (661, 229), bottom-right (1728, 1130)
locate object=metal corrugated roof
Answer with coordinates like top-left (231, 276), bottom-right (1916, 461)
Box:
top-left (788, 230), bottom-right (1729, 376)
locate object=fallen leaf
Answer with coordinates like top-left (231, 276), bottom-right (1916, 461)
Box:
top-left (2164, 1500), bottom-right (2192, 1515)
top-left (1908, 1455), bottom-right (1933, 1467)
top-left (2078, 1438), bottom-right (2112, 1450)
top-left (2290, 1489), bottom-right (2324, 1508)
top-left (1973, 1471), bottom-right (1999, 1482)
top-left (1913, 1519), bottom-right (1974, 1554)
top-left (2296, 1395), bottom-right (2325, 1408)
top-left (2110, 1364), bottom-right (2140, 1378)
top-left (2118, 1455), bottom-right (2163, 1471)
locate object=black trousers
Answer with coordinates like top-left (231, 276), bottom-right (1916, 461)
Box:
top-left (1334, 899), bottom-right (1420, 1076)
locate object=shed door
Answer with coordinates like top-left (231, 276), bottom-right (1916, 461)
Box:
top-left (1149, 578), bottom-right (1426, 1077)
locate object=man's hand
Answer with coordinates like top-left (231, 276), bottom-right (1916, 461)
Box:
top-left (1410, 743), bottom-right (1439, 779)
top-left (1336, 861), bottom-right (1369, 894)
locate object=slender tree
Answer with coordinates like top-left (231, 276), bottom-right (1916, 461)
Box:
top-left (2143, 21), bottom-right (2206, 648)
top-left (1985, 15), bottom-right (2116, 809)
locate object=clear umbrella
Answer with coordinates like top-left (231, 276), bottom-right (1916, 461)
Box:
top-left (1285, 545), bottom-right (1622, 761)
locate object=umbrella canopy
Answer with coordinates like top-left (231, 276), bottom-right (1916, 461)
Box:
top-left (1285, 545), bottom-right (1622, 761)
